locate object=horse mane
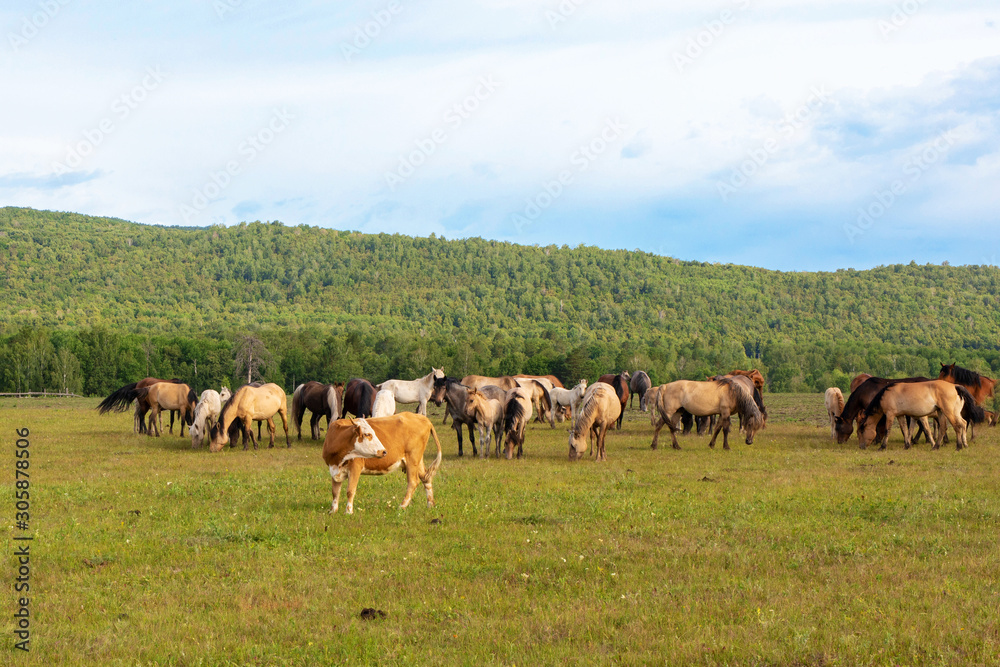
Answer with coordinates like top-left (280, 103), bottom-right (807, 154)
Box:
top-left (503, 394), bottom-right (525, 434)
top-left (212, 389), bottom-right (240, 439)
top-left (955, 385), bottom-right (987, 424)
top-left (721, 377), bottom-right (764, 431)
top-left (944, 364), bottom-right (983, 389)
top-left (326, 384), bottom-right (341, 420)
top-left (864, 384), bottom-right (892, 418)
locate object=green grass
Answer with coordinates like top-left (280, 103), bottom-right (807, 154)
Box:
top-left (3, 395), bottom-right (1000, 665)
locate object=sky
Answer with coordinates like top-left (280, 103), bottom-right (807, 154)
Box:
top-left (1, 0), bottom-right (998, 271)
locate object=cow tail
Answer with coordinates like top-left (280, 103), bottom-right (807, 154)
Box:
top-left (423, 423), bottom-right (444, 481)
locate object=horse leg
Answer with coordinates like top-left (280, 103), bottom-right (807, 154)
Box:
top-left (707, 413), bottom-right (727, 449)
top-left (898, 416), bottom-right (911, 449)
top-left (280, 409), bottom-right (290, 447)
top-left (266, 417), bottom-right (276, 448)
top-left (598, 424), bottom-right (610, 461)
top-left (452, 420), bottom-right (464, 457)
top-left (418, 399), bottom-right (426, 416)
top-left (344, 462), bottom-right (363, 514)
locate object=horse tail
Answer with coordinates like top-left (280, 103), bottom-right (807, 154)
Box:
top-left (754, 387), bottom-right (769, 423)
top-left (291, 383), bottom-right (306, 435)
top-left (956, 385), bottom-right (986, 424)
top-left (724, 378), bottom-right (764, 432)
top-left (326, 384), bottom-right (341, 421)
top-left (360, 382), bottom-right (375, 418)
top-left (97, 382), bottom-right (141, 413)
top-left (610, 375), bottom-right (627, 402)
top-left (504, 395), bottom-right (525, 436)
top-left (422, 422), bottom-right (443, 482)
top-left (534, 380), bottom-right (554, 426)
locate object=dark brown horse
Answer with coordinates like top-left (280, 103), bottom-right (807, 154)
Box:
top-left (291, 381), bottom-right (344, 440)
top-left (343, 378), bottom-right (377, 419)
top-left (97, 377), bottom-right (184, 434)
top-left (849, 373), bottom-right (872, 393)
top-left (597, 373), bottom-right (630, 429)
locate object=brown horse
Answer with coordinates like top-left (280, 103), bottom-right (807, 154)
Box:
top-left (834, 376), bottom-right (934, 444)
top-left (209, 383), bottom-right (290, 452)
top-left (502, 387), bottom-right (533, 459)
top-left (342, 378), bottom-right (377, 418)
top-left (466, 387), bottom-right (506, 457)
top-left (134, 382), bottom-right (197, 437)
top-left (291, 381), bottom-right (343, 440)
top-left (859, 380), bottom-right (984, 450)
top-left (849, 373), bottom-right (872, 393)
top-left (729, 369), bottom-right (765, 392)
top-left (568, 383), bottom-right (621, 461)
top-left (650, 378), bottom-right (765, 451)
top-left (598, 374), bottom-right (630, 429)
top-left (97, 377), bottom-right (184, 434)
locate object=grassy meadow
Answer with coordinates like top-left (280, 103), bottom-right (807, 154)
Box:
top-left (3, 393), bottom-right (1000, 665)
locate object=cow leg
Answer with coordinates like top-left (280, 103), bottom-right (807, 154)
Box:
top-left (400, 458), bottom-right (421, 509)
top-left (345, 462), bottom-right (363, 514)
top-left (329, 467), bottom-right (349, 513)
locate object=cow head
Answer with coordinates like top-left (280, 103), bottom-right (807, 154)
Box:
top-left (350, 419), bottom-right (387, 459)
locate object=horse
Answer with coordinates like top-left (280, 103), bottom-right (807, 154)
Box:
top-left (343, 378), bottom-right (377, 419)
top-left (462, 375), bottom-right (519, 391)
top-left (650, 378), bottom-right (765, 451)
top-left (858, 380), bottom-right (984, 450)
top-left (707, 373), bottom-right (767, 433)
top-left (372, 388), bottom-right (396, 418)
top-left (466, 387), bottom-right (506, 457)
top-left (938, 363), bottom-right (996, 439)
top-left (502, 387), bottom-right (533, 459)
top-left (550, 380), bottom-right (588, 425)
top-left (568, 383), bottom-right (622, 461)
top-left (377, 368), bottom-right (444, 415)
top-left (209, 383), bottom-right (290, 452)
top-left (515, 378), bottom-right (555, 426)
top-left (728, 369), bottom-right (765, 393)
top-left (514, 374), bottom-right (565, 388)
top-left (598, 373), bottom-right (630, 429)
top-left (291, 381), bottom-right (343, 440)
top-left (834, 377), bottom-right (934, 444)
top-left (849, 373), bottom-right (872, 393)
top-left (432, 377), bottom-right (507, 456)
top-left (824, 387), bottom-right (844, 441)
top-left (189, 388), bottom-right (230, 448)
top-left (134, 382), bottom-right (197, 438)
top-left (97, 377), bottom-right (184, 434)
top-left (629, 371), bottom-right (652, 410)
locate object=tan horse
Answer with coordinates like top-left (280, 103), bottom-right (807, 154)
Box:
top-left (646, 386), bottom-right (661, 426)
top-left (514, 374), bottom-right (565, 388)
top-left (502, 387), bottom-right (533, 459)
top-left (650, 378), bottom-right (765, 451)
top-left (514, 378), bottom-right (554, 427)
top-left (568, 383), bottom-right (621, 461)
top-left (462, 375), bottom-right (519, 391)
top-left (135, 382), bottom-right (198, 437)
top-left (465, 387), bottom-right (505, 458)
top-left (858, 380), bottom-right (983, 450)
top-left (209, 383), bottom-right (290, 452)
top-left (729, 369), bottom-right (765, 392)
top-left (824, 387), bottom-right (845, 441)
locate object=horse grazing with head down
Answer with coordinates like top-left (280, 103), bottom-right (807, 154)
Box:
top-left (598, 374), bottom-right (630, 429)
top-left (569, 383), bottom-right (622, 461)
top-left (650, 378), bottom-right (765, 451)
top-left (824, 387), bottom-right (844, 441)
top-left (834, 377), bottom-right (934, 444)
top-left (858, 380), bottom-right (984, 450)
top-left (502, 387), bottom-right (533, 459)
top-left (134, 382), bottom-right (198, 437)
top-left (190, 388), bottom-right (231, 448)
top-left (291, 381), bottom-right (343, 440)
top-left (342, 378), bottom-right (377, 419)
top-left (378, 368), bottom-right (444, 415)
top-left (209, 383), bottom-right (290, 452)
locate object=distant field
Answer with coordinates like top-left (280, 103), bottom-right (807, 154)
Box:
top-left (2, 394), bottom-right (999, 665)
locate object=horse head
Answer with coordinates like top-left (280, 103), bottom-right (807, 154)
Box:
top-left (834, 414), bottom-right (853, 443)
top-left (431, 376), bottom-right (449, 406)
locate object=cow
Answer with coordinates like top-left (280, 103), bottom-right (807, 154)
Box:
top-left (322, 412), bottom-right (443, 515)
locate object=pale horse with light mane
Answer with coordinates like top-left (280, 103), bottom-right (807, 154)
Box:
top-left (549, 380), bottom-right (588, 426)
top-left (372, 388), bottom-right (397, 418)
top-left (824, 387), bottom-right (845, 441)
top-left (190, 387), bottom-right (232, 449)
top-left (377, 368), bottom-right (444, 415)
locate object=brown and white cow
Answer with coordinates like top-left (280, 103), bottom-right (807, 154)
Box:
top-left (322, 412), bottom-right (443, 515)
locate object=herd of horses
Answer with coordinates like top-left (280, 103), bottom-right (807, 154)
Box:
top-left (824, 363), bottom-right (995, 450)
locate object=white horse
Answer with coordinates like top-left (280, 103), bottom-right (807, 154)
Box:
top-left (190, 387), bottom-right (231, 449)
top-left (377, 368), bottom-right (444, 415)
top-left (824, 387), bottom-right (845, 441)
top-left (372, 388), bottom-right (397, 417)
top-left (550, 380), bottom-right (588, 426)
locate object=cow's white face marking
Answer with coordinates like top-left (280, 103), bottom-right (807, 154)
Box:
top-left (351, 419), bottom-right (387, 458)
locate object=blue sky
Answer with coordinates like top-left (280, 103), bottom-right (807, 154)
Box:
top-left (1, 0), bottom-right (998, 271)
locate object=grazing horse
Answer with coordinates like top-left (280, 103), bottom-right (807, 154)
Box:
top-left (834, 377), bottom-right (934, 444)
top-left (629, 371), bottom-right (652, 411)
top-left (569, 383), bottom-right (622, 461)
top-left (502, 387), bottom-right (533, 459)
top-left (343, 378), bottom-right (377, 419)
top-left (849, 373), bottom-right (872, 393)
top-left (135, 382), bottom-right (198, 438)
top-left (515, 378), bottom-right (555, 426)
top-left (938, 363), bottom-right (996, 439)
top-left (372, 388), bottom-right (396, 418)
top-left (650, 378), bottom-right (765, 451)
top-left (824, 387), bottom-right (845, 441)
top-left (190, 388), bottom-right (230, 448)
top-left (466, 387), bottom-right (506, 457)
top-left (378, 368), bottom-right (444, 415)
top-left (97, 377), bottom-right (184, 434)
top-left (550, 380), bottom-right (588, 425)
top-left (432, 377), bottom-right (507, 456)
top-left (209, 383), bottom-right (290, 452)
top-left (598, 374), bottom-right (630, 429)
top-left (859, 381), bottom-right (984, 450)
top-left (462, 375), bottom-right (519, 391)
top-left (291, 381), bottom-right (343, 440)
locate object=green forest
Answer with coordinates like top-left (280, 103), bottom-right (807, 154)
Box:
top-left (2, 206), bottom-right (999, 398)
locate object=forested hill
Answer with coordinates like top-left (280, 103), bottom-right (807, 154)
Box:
top-left (2, 206), bottom-right (1000, 396)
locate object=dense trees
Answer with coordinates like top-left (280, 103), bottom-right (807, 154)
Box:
top-left (2, 207), bottom-right (999, 398)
